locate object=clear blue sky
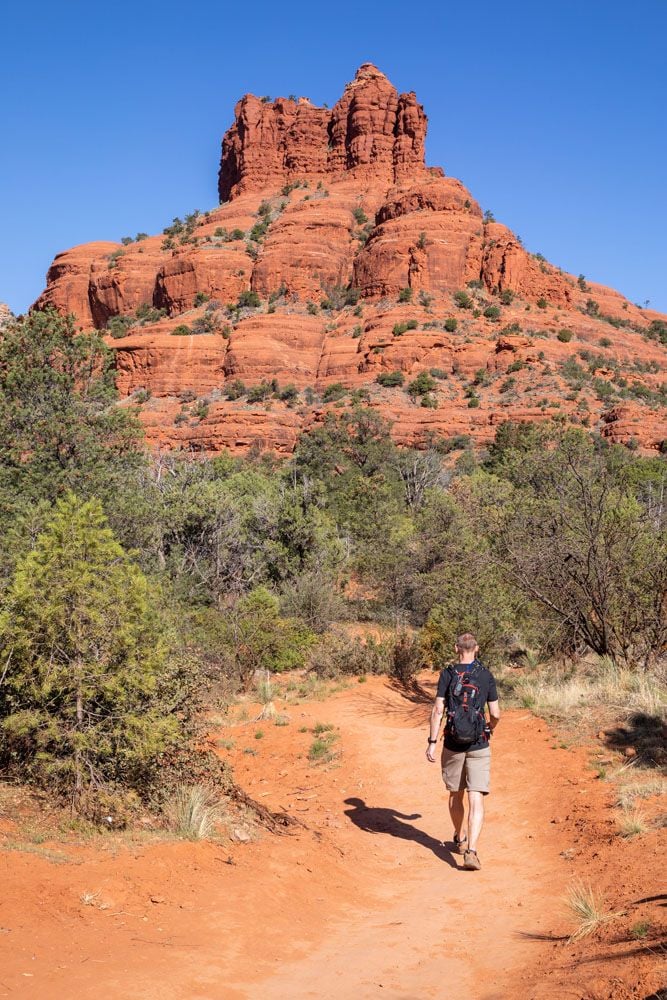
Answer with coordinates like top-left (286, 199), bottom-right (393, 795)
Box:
top-left (2, 0), bottom-right (666, 314)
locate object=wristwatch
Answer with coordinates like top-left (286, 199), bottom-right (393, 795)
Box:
top-left (427, 738), bottom-right (437, 744)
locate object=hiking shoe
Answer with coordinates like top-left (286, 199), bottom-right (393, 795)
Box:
top-left (463, 849), bottom-right (481, 871)
top-left (453, 834), bottom-right (467, 854)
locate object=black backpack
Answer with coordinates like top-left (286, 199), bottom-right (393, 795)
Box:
top-left (445, 662), bottom-right (486, 747)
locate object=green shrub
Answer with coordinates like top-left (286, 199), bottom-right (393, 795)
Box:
top-left (398, 287), bottom-right (413, 303)
top-left (484, 305), bottom-right (501, 320)
top-left (107, 316), bottom-right (133, 339)
top-left (322, 383), bottom-right (346, 403)
top-left (377, 371), bottom-right (405, 388)
top-left (352, 207), bottom-right (368, 225)
top-left (224, 379), bottom-right (246, 400)
top-left (557, 329), bottom-right (573, 343)
top-left (499, 289), bottom-right (515, 305)
top-left (0, 494), bottom-right (181, 809)
top-left (172, 324), bottom-right (192, 336)
top-left (536, 298), bottom-right (548, 309)
top-left (238, 290), bottom-right (261, 309)
top-left (194, 292), bottom-right (210, 307)
top-left (430, 368), bottom-right (448, 380)
top-left (407, 371), bottom-right (437, 396)
top-left (444, 318), bottom-right (458, 332)
top-left (453, 291), bottom-right (473, 310)
top-left (247, 382), bottom-right (272, 403)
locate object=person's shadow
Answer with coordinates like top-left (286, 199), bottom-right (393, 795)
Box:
top-left (344, 797), bottom-right (458, 868)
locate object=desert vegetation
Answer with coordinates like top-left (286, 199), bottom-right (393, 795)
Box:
top-left (0, 309), bottom-right (664, 831)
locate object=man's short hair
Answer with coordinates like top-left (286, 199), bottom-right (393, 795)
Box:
top-left (456, 632), bottom-right (478, 652)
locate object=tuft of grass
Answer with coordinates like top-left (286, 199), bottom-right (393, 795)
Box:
top-left (566, 881), bottom-right (623, 941)
top-left (255, 672), bottom-right (273, 705)
top-left (254, 729), bottom-right (264, 740)
top-left (308, 730), bottom-right (339, 764)
top-left (617, 778), bottom-right (665, 809)
top-left (273, 714), bottom-right (290, 726)
top-left (313, 721), bottom-right (335, 735)
top-left (215, 737), bottom-right (235, 750)
top-left (617, 806), bottom-right (649, 838)
top-left (630, 920), bottom-right (651, 940)
top-left (166, 785), bottom-right (220, 841)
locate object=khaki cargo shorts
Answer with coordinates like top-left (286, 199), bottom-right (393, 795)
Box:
top-left (441, 745), bottom-right (491, 794)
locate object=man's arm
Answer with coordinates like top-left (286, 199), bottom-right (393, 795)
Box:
top-left (487, 699), bottom-right (500, 732)
top-left (426, 696), bottom-right (445, 762)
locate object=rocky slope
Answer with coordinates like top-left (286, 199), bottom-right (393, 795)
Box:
top-left (34, 64), bottom-right (667, 454)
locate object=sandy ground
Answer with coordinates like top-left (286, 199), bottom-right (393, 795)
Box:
top-left (0, 676), bottom-right (663, 999)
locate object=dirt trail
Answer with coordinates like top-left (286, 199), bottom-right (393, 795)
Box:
top-left (0, 677), bottom-right (661, 999)
top-left (228, 683), bottom-right (575, 1000)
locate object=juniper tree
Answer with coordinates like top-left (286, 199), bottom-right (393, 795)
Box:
top-left (0, 493), bottom-right (179, 808)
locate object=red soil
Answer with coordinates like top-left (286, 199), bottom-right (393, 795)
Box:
top-left (0, 676), bottom-right (663, 999)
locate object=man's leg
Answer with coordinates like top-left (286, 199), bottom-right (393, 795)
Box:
top-left (466, 791), bottom-right (484, 852)
top-left (448, 790), bottom-right (465, 840)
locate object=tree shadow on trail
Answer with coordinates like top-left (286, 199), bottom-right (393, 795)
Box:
top-left (343, 797), bottom-right (458, 868)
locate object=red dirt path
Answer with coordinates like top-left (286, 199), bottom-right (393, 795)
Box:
top-left (0, 676), bottom-right (663, 999)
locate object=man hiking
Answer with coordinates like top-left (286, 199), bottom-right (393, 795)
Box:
top-left (425, 632), bottom-right (500, 870)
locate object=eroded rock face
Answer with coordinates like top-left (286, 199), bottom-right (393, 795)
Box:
top-left (33, 64), bottom-right (667, 455)
top-left (218, 63), bottom-right (427, 201)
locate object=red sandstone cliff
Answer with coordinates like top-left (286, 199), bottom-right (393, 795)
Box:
top-left (33, 64), bottom-right (667, 454)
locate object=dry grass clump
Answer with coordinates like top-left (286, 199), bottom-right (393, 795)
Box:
top-left (616, 806), bottom-right (649, 838)
top-left (166, 784), bottom-right (221, 840)
top-left (617, 777), bottom-right (665, 809)
top-left (566, 880), bottom-right (623, 941)
top-left (514, 657), bottom-right (664, 722)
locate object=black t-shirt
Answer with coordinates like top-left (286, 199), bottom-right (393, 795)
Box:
top-left (436, 661), bottom-right (499, 752)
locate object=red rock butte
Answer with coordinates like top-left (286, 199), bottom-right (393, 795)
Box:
top-left (34, 63), bottom-right (667, 454)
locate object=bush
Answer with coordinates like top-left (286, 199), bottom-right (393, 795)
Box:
top-left (377, 371), bottom-right (405, 388)
top-left (322, 383), bottom-right (346, 403)
top-left (171, 324), bottom-right (192, 336)
top-left (280, 569), bottom-right (345, 633)
top-left (352, 207), bottom-right (368, 225)
top-left (557, 328), bottom-right (573, 343)
top-left (247, 382), bottom-right (272, 403)
top-left (483, 306), bottom-right (501, 320)
top-left (407, 372), bottom-right (437, 397)
top-left (238, 290), bottom-right (261, 309)
top-left (444, 318), bottom-right (458, 332)
top-left (224, 379), bottom-right (246, 400)
top-left (194, 292), bottom-right (210, 307)
top-left (536, 298), bottom-right (548, 309)
top-left (308, 631), bottom-right (390, 678)
top-left (0, 495), bottom-right (181, 809)
top-left (453, 291), bottom-right (473, 310)
top-left (499, 289), bottom-right (514, 305)
top-left (398, 287), bottom-right (413, 303)
top-left (107, 315), bottom-right (134, 339)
